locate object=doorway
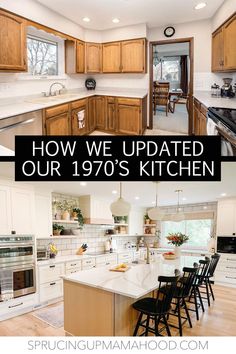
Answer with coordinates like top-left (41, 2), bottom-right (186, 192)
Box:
top-left (149, 38), bottom-right (194, 135)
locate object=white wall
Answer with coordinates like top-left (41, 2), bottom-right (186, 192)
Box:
top-left (212, 0), bottom-right (236, 31)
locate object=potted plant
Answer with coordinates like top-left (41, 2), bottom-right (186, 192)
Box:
top-left (166, 232), bottom-right (189, 258)
top-left (144, 213), bottom-right (151, 224)
top-left (53, 223), bottom-right (64, 236)
top-left (72, 207), bottom-right (84, 228)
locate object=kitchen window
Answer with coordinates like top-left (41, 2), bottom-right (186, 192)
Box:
top-left (154, 56), bottom-right (180, 83)
top-left (160, 219), bottom-right (213, 250)
top-left (27, 35), bottom-right (58, 76)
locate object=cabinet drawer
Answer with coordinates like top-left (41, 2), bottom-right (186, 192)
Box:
top-left (96, 256), bottom-right (107, 265)
top-left (40, 280), bottom-right (63, 303)
top-left (39, 263), bottom-right (64, 284)
top-left (118, 253), bottom-right (133, 263)
top-left (45, 104), bottom-right (69, 118)
top-left (106, 254), bottom-right (117, 263)
top-left (117, 98), bottom-right (140, 106)
top-left (65, 268), bottom-right (81, 275)
top-left (96, 259), bottom-right (107, 267)
top-left (65, 260), bottom-right (82, 270)
top-left (215, 272), bottom-right (236, 285)
top-left (82, 258), bottom-right (96, 269)
top-left (71, 99), bottom-right (87, 110)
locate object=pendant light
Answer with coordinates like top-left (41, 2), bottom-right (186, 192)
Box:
top-left (110, 182), bottom-right (131, 216)
top-left (171, 190), bottom-right (185, 222)
top-left (148, 182), bottom-right (164, 221)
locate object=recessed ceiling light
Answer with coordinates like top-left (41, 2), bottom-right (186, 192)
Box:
top-left (203, 206), bottom-right (208, 210)
top-left (80, 182), bottom-right (87, 186)
top-left (112, 18), bottom-right (120, 24)
top-left (182, 197), bottom-right (187, 201)
top-left (195, 2), bottom-right (207, 10)
top-left (135, 196), bottom-right (140, 200)
top-left (112, 190), bottom-right (118, 195)
top-left (221, 193), bottom-right (227, 197)
top-left (83, 17), bottom-right (91, 22)
top-left (152, 201), bottom-right (156, 205)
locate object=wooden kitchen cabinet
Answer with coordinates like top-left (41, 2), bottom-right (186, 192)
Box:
top-left (117, 98), bottom-right (145, 135)
top-left (217, 199), bottom-right (236, 236)
top-left (88, 97), bottom-right (96, 132)
top-left (102, 42), bottom-right (121, 73)
top-left (106, 97), bottom-right (116, 132)
top-left (212, 13), bottom-right (236, 72)
top-left (65, 40), bottom-right (85, 74)
top-left (86, 43), bottom-right (102, 73)
top-left (71, 99), bottom-right (88, 136)
top-left (121, 39), bottom-right (146, 73)
top-left (0, 9), bottom-right (27, 71)
top-left (94, 96), bottom-right (106, 130)
top-left (193, 98), bottom-right (207, 136)
top-left (44, 104), bottom-right (70, 135)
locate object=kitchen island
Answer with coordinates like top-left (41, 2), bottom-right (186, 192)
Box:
top-left (63, 256), bottom-right (199, 336)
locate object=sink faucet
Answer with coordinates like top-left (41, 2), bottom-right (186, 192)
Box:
top-left (49, 82), bottom-right (66, 96)
top-left (146, 243), bottom-right (150, 264)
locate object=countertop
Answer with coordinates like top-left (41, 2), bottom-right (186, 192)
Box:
top-left (0, 145), bottom-right (15, 156)
top-left (63, 255), bottom-right (202, 299)
top-left (0, 88), bottom-right (148, 120)
top-left (194, 91), bottom-right (236, 109)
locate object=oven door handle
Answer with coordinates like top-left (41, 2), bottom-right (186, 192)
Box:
top-left (0, 243), bottom-right (34, 248)
top-left (216, 126), bottom-right (236, 148)
top-left (1, 264), bottom-right (35, 271)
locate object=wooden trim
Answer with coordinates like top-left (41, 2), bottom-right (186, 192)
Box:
top-left (149, 37), bottom-right (194, 135)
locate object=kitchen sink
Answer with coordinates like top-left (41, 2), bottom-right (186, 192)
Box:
top-left (25, 93), bottom-right (81, 104)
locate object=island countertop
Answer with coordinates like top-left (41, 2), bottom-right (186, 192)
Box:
top-left (63, 256), bottom-right (200, 299)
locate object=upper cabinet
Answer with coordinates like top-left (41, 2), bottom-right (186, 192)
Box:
top-left (65, 39), bottom-right (85, 74)
top-left (79, 195), bottom-right (113, 224)
top-left (121, 39), bottom-right (146, 73)
top-left (102, 42), bottom-right (121, 73)
top-left (86, 43), bottom-right (102, 73)
top-left (216, 199), bottom-right (236, 236)
top-left (0, 10), bottom-right (27, 71)
top-left (212, 13), bottom-right (236, 72)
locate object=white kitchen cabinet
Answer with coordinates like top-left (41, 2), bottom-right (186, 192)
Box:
top-left (38, 263), bottom-right (64, 303)
top-left (65, 260), bottom-right (82, 275)
top-left (0, 185), bottom-right (11, 234)
top-left (215, 254), bottom-right (236, 287)
top-left (82, 258), bottom-right (96, 270)
top-left (118, 251), bottom-right (133, 264)
top-left (0, 183), bottom-right (35, 235)
top-left (216, 199), bottom-right (236, 236)
top-left (79, 195), bottom-right (113, 224)
top-left (95, 254), bottom-right (117, 268)
top-left (128, 208), bottom-right (145, 236)
top-left (0, 293), bottom-right (36, 321)
top-left (34, 193), bottom-right (52, 238)
top-left (40, 280), bottom-right (63, 303)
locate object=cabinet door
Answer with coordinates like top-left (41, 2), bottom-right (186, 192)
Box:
top-left (106, 98), bottom-right (116, 132)
top-left (45, 112), bottom-right (70, 135)
top-left (117, 103), bottom-right (140, 135)
top-left (0, 10), bottom-right (27, 71)
top-left (199, 112), bottom-right (207, 135)
top-left (72, 99), bottom-right (88, 136)
top-left (212, 28), bottom-right (224, 72)
top-left (76, 40), bottom-right (85, 73)
top-left (102, 42), bottom-right (121, 73)
top-left (121, 39), bottom-right (146, 73)
top-left (86, 43), bottom-right (102, 73)
top-left (223, 14), bottom-right (236, 71)
top-left (35, 194), bottom-right (52, 238)
top-left (88, 97), bottom-right (96, 132)
top-left (0, 185), bottom-right (12, 234)
top-left (11, 188), bottom-right (35, 234)
top-left (95, 96), bottom-right (105, 130)
top-left (217, 200), bottom-right (236, 236)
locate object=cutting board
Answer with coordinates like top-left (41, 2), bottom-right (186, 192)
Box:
top-left (109, 266), bottom-right (130, 272)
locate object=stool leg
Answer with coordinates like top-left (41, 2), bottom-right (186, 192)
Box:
top-left (208, 280), bottom-right (215, 301)
top-left (145, 315), bottom-right (150, 336)
top-left (133, 312), bottom-right (143, 336)
top-left (155, 316), bottom-right (161, 336)
top-left (177, 300), bottom-right (183, 336)
top-left (183, 299), bottom-right (192, 328)
top-left (193, 286), bottom-right (199, 320)
top-left (197, 286), bottom-right (205, 312)
top-left (205, 281), bottom-right (211, 306)
top-left (162, 315), bottom-right (171, 336)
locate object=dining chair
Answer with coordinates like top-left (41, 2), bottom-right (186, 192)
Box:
top-left (153, 82), bottom-right (170, 116)
top-left (171, 93), bottom-right (190, 114)
top-left (132, 270), bottom-right (180, 336)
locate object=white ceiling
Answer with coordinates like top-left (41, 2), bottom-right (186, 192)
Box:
top-left (36, 0), bottom-right (225, 30)
top-left (1, 162), bottom-right (235, 208)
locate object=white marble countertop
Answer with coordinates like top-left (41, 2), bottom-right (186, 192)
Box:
top-left (63, 255), bottom-right (203, 299)
top-left (194, 91), bottom-right (236, 109)
top-left (0, 145), bottom-right (15, 156)
top-left (0, 88), bottom-right (148, 120)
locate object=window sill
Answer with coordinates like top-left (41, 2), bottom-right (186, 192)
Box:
top-left (17, 74), bottom-right (68, 81)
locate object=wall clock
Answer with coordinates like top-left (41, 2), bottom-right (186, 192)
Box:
top-left (164, 26), bottom-right (175, 38)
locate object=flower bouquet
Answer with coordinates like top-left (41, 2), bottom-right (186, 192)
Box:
top-left (166, 232), bottom-right (189, 246)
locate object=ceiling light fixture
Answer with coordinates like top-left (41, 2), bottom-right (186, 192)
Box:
top-left (83, 17), bottom-right (91, 22)
top-left (171, 190), bottom-right (185, 222)
top-left (112, 18), bottom-right (120, 24)
top-left (195, 2), bottom-right (207, 10)
top-left (135, 196), bottom-right (140, 200)
top-left (80, 182), bottom-right (87, 186)
top-left (110, 182), bottom-right (131, 216)
top-left (148, 182), bottom-right (164, 221)
top-left (221, 193), bottom-right (227, 197)
top-left (112, 190), bottom-right (118, 195)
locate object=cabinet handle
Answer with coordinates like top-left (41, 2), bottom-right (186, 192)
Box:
top-left (70, 270), bottom-right (78, 273)
top-left (8, 302), bottom-right (23, 309)
top-left (50, 282), bottom-right (56, 286)
top-left (227, 259), bottom-right (236, 261)
top-left (49, 265), bottom-right (55, 268)
top-left (226, 266), bottom-right (236, 269)
top-left (226, 276), bottom-right (236, 279)
top-left (70, 263), bottom-right (77, 266)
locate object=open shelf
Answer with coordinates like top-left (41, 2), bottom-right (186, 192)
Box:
top-left (52, 220), bottom-right (78, 224)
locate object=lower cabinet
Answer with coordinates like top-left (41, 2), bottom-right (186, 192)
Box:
top-left (82, 258), bottom-right (96, 270)
top-left (215, 254), bottom-right (236, 287)
top-left (38, 263), bottom-right (64, 303)
top-left (0, 294), bottom-right (36, 321)
top-left (106, 97), bottom-right (116, 132)
top-left (65, 260), bottom-right (82, 275)
top-left (95, 254), bottom-right (117, 268)
top-left (117, 98), bottom-right (146, 135)
top-left (94, 96), bottom-right (106, 130)
top-left (71, 99), bottom-right (88, 136)
top-left (118, 252), bottom-right (133, 264)
top-left (193, 98), bottom-right (207, 135)
top-left (44, 104), bottom-right (70, 135)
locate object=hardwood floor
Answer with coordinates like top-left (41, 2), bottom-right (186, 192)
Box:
top-left (0, 285), bottom-right (235, 336)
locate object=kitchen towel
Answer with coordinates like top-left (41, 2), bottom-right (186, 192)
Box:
top-left (77, 110), bottom-right (85, 129)
top-left (0, 269), bottom-right (14, 301)
top-left (207, 117), bottom-right (218, 135)
top-left (221, 139), bottom-right (234, 156)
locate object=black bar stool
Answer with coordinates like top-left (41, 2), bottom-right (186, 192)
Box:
top-left (132, 270), bottom-right (180, 336)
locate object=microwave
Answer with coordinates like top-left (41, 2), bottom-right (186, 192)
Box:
top-left (217, 236), bottom-right (236, 254)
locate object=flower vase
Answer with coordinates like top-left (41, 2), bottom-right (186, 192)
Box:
top-left (62, 211), bottom-right (70, 221)
top-left (174, 245), bottom-right (182, 258)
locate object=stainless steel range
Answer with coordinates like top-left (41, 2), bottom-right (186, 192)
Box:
top-left (0, 235), bottom-right (36, 301)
